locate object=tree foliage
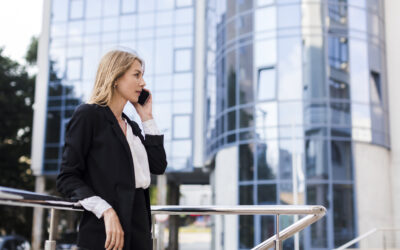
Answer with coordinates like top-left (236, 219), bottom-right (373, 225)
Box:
top-left (0, 39), bottom-right (36, 238)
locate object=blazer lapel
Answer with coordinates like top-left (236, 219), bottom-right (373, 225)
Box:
top-left (102, 106), bottom-right (132, 159)
top-left (122, 113), bottom-right (145, 143)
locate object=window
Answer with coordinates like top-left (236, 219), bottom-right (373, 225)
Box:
top-left (257, 67), bottom-right (276, 100)
top-left (121, 0), bottom-right (137, 14)
top-left (328, 0), bottom-right (348, 23)
top-left (328, 36), bottom-right (348, 70)
top-left (239, 215), bottom-right (254, 248)
top-left (370, 71), bottom-right (382, 104)
top-left (329, 78), bottom-right (349, 99)
top-left (66, 58), bottom-right (82, 80)
top-left (104, 0), bottom-right (119, 16)
top-left (305, 139), bottom-right (329, 180)
top-left (69, 0), bottom-right (85, 20)
top-left (86, 0), bottom-right (101, 18)
top-left (239, 144), bottom-right (254, 181)
top-left (176, 0), bottom-right (192, 8)
top-left (307, 184), bottom-right (329, 248)
top-left (331, 141), bottom-right (353, 180)
top-left (333, 184), bottom-right (356, 246)
top-left (255, 40), bottom-right (277, 67)
top-left (173, 115), bottom-right (191, 139)
top-left (174, 48), bottom-right (192, 72)
top-left (258, 184), bottom-right (276, 204)
top-left (52, 0), bottom-right (68, 22)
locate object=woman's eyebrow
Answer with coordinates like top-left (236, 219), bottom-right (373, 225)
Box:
top-left (133, 69), bottom-right (142, 74)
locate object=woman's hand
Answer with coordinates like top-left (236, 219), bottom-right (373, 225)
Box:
top-left (131, 88), bottom-right (153, 122)
top-left (103, 208), bottom-right (124, 250)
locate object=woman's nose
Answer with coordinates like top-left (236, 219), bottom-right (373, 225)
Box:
top-left (141, 79), bottom-right (146, 87)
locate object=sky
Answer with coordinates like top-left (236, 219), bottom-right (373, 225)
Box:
top-left (0, 0), bottom-right (44, 63)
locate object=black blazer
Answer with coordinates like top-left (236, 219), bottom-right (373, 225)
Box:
top-left (56, 103), bottom-right (167, 249)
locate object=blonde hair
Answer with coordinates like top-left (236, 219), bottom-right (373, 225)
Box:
top-left (88, 49), bottom-right (144, 106)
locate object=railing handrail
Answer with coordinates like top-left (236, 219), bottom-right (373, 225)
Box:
top-left (0, 186), bottom-right (326, 215)
top-left (0, 186), bottom-right (326, 250)
top-left (334, 228), bottom-right (400, 250)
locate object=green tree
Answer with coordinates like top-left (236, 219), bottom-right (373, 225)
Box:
top-left (0, 38), bottom-right (36, 239)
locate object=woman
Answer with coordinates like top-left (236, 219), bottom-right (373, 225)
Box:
top-left (56, 49), bottom-right (167, 250)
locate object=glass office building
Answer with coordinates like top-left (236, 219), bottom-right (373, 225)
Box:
top-left (32, 0), bottom-right (398, 249)
top-left (43, 0), bottom-right (195, 174)
top-left (205, 0), bottom-right (388, 249)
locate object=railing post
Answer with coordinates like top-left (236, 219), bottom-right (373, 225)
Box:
top-left (152, 214), bottom-right (158, 250)
top-left (275, 214), bottom-right (282, 250)
top-left (44, 208), bottom-right (56, 250)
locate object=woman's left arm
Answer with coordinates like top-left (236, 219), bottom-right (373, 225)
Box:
top-left (133, 90), bottom-right (167, 174)
top-left (142, 120), bottom-right (167, 175)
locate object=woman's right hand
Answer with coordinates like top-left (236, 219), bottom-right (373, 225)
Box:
top-left (103, 208), bottom-right (124, 250)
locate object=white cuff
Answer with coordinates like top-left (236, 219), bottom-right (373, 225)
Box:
top-left (143, 119), bottom-right (160, 135)
top-left (79, 196), bottom-right (112, 219)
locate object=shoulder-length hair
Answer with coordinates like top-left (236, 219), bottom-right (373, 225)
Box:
top-left (88, 49), bottom-right (144, 106)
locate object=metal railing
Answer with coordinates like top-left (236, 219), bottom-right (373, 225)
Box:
top-left (335, 228), bottom-right (400, 250)
top-left (0, 186), bottom-right (326, 250)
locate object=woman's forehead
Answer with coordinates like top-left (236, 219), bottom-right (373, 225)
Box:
top-left (129, 60), bottom-right (143, 71)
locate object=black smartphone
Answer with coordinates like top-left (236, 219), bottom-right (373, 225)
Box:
top-left (138, 89), bottom-right (150, 105)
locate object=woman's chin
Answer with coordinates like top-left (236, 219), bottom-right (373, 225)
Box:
top-left (128, 97), bottom-right (139, 104)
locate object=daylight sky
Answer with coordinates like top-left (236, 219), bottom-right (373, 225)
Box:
top-left (0, 0), bottom-right (44, 63)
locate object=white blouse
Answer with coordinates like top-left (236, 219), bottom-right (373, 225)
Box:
top-left (79, 119), bottom-right (160, 218)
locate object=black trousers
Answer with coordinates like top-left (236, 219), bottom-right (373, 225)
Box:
top-left (126, 188), bottom-right (152, 250)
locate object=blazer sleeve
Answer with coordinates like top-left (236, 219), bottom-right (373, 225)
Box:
top-left (143, 135), bottom-right (167, 175)
top-left (56, 104), bottom-right (97, 201)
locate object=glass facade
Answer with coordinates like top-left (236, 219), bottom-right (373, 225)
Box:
top-left (44, 0), bottom-right (195, 173)
top-left (206, 0), bottom-right (388, 249)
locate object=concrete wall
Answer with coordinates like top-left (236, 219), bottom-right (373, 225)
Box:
top-left (353, 142), bottom-right (393, 247)
top-left (385, 0), bottom-right (400, 232)
top-left (212, 146), bottom-right (238, 250)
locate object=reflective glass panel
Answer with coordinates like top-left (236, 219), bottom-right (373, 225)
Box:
top-left (240, 185), bottom-right (253, 205)
top-left (70, 0), bottom-right (84, 19)
top-left (45, 111), bottom-right (61, 143)
top-left (121, 0), bottom-right (137, 13)
top-left (239, 144), bottom-right (254, 181)
top-left (239, 44), bottom-right (253, 104)
top-left (52, 0), bottom-right (68, 22)
top-left (103, 17), bottom-right (119, 32)
top-left (305, 139), bottom-right (328, 180)
top-left (330, 78), bottom-right (349, 100)
top-left (257, 184), bottom-right (276, 204)
top-left (328, 36), bottom-right (348, 70)
top-left (174, 8), bottom-right (193, 24)
top-left (66, 58), bottom-right (82, 80)
top-left (280, 182), bottom-right (304, 205)
top-left (257, 141), bottom-right (278, 180)
top-left (255, 40), bottom-right (276, 67)
top-left (240, 107), bottom-right (254, 129)
top-left (333, 184), bottom-right (356, 247)
top-left (176, 0), bottom-right (192, 8)
top-left (350, 40), bottom-right (369, 102)
top-left (258, 67), bottom-right (276, 101)
top-left (278, 4), bottom-right (300, 28)
top-left (278, 37), bottom-right (302, 100)
top-left (86, 0), bottom-right (102, 18)
top-left (370, 71), bottom-right (382, 105)
top-left (174, 49), bottom-right (192, 72)
top-left (239, 215), bottom-right (254, 248)
top-left (260, 216), bottom-right (274, 243)
top-left (173, 115), bottom-right (191, 139)
top-left (255, 7), bottom-right (276, 32)
top-left (104, 0), bottom-right (119, 16)
top-left (307, 184), bottom-right (329, 248)
top-left (331, 141), bottom-right (353, 180)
